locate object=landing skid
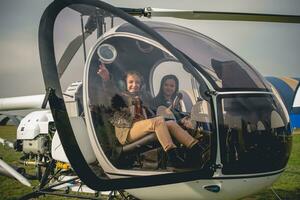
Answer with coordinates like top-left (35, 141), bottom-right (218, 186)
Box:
top-left (18, 159), bottom-right (137, 200)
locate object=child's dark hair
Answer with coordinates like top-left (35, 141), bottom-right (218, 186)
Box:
top-left (157, 74), bottom-right (179, 99)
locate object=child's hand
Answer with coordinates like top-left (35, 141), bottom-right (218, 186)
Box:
top-left (97, 63), bottom-right (110, 81)
top-left (180, 116), bottom-right (193, 129)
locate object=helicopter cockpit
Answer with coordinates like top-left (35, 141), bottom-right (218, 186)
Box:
top-left (83, 20), bottom-right (292, 175)
top-left (39, 1), bottom-right (292, 192)
top-left (85, 23), bottom-right (214, 171)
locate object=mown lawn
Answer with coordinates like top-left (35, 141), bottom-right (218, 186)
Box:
top-left (0, 126), bottom-right (80, 200)
top-left (0, 126), bottom-right (299, 199)
top-left (241, 128), bottom-right (300, 200)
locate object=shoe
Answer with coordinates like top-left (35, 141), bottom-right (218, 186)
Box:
top-left (186, 142), bottom-right (207, 167)
top-left (166, 148), bottom-right (186, 168)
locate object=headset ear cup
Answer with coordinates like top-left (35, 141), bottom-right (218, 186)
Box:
top-left (141, 84), bottom-right (146, 92)
top-left (117, 80), bottom-right (126, 91)
top-left (140, 76), bottom-right (144, 86)
top-left (123, 73), bottom-right (127, 89)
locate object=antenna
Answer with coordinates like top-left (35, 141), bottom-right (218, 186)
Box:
top-left (80, 15), bottom-right (87, 62)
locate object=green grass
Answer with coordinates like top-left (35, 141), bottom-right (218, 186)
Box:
top-left (0, 126), bottom-right (299, 199)
top-left (0, 126), bottom-right (79, 200)
top-left (0, 126), bottom-right (33, 200)
top-left (241, 128), bottom-right (300, 200)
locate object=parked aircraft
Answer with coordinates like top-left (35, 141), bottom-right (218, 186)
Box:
top-left (0, 0), bottom-right (299, 199)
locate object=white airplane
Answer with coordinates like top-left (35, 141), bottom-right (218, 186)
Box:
top-left (0, 0), bottom-right (299, 199)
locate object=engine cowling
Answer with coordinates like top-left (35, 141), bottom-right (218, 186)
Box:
top-left (16, 110), bottom-right (54, 154)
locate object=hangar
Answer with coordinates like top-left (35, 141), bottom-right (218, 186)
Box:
top-left (266, 76), bottom-right (300, 129)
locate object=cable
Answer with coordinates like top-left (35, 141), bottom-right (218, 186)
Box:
top-left (271, 187), bottom-right (282, 200)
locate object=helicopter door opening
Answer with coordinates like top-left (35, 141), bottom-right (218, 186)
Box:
top-left (218, 94), bottom-right (292, 175)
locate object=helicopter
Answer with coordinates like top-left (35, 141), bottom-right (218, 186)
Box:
top-left (0, 0), bottom-right (300, 199)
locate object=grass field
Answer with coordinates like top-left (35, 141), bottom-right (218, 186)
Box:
top-left (0, 126), bottom-right (79, 200)
top-left (0, 126), bottom-right (299, 200)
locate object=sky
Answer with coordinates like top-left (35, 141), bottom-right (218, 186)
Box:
top-left (0, 0), bottom-right (300, 98)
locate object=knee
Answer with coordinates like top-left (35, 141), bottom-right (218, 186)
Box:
top-left (166, 120), bottom-right (177, 128)
top-left (153, 116), bottom-right (165, 127)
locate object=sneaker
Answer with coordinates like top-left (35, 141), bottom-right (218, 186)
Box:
top-left (186, 142), bottom-right (208, 167)
top-left (166, 148), bottom-right (186, 168)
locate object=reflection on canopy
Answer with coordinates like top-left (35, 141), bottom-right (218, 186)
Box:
top-left (116, 22), bottom-right (269, 90)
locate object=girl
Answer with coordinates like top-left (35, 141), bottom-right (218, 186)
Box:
top-left (151, 74), bottom-right (181, 111)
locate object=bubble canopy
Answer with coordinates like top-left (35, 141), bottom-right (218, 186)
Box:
top-left (39, 0), bottom-right (292, 192)
top-left (84, 20), bottom-right (291, 177)
top-left (84, 25), bottom-right (215, 173)
top-left (113, 21), bottom-right (269, 91)
top-left (39, 1), bottom-right (215, 190)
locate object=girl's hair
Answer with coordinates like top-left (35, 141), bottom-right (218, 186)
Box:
top-left (156, 74), bottom-right (179, 100)
top-left (124, 71), bottom-right (143, 81)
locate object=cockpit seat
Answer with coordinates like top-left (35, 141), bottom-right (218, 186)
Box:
top-left (270, 110), bottom-right (285, 136)
top-left (257, 121), bottom-right (266, 131)
top-left (271, 110), bottom-right (284, 129)
top-left (121, 132), bottom-right (159, 155)
top-left (190, 100), bottom-right (212, 132)
top-left (115, 132), bottom-right (161, 168)
top-left (90, 105), bottom-right (161, 168)
top-left (180, 90), bottom-right (194, 113)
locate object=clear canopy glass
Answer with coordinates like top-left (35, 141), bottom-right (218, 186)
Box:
top-left (115, 22), bottom-right (269, 90)
top-left (85, 27), bottom-right (213, 172)
top-left (218, 94), bottom-right (292, 174)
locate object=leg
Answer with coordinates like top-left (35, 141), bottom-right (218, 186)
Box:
top-left (166, 120), bottom-right (198, 148)
top-left (127, 117), bottom-right (176, 151)
top-left (166, 121), bottom-right (208, 168)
